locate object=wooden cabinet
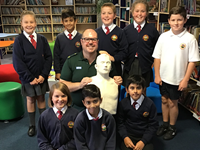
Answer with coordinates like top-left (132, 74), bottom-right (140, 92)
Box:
top-left (0, 0), bottom-right (97, 41)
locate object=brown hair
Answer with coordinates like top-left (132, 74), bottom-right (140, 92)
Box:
top-left (169, 6), bottom-right (187, 19)
top-left (48, 82), bottom-right (72, 107)
top-left (131, 0), bottom-right (149, 15)
top-left (101, 2), bottom-right (116, 14)
top-left (61, 8), bottom-right (76, 21)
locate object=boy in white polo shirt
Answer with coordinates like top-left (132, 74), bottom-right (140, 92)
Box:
top-left (152, 6), bottom-right (199, 140)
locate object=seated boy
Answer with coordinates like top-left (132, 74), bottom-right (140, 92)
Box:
top-left (74, 84), bottom-right (116, 150)
top-left (54, 8), bottom-right (82, 80)
top-left (117, 75), bottom-right (158, 150)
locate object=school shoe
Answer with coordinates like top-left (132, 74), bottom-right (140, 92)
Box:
top-left (156, 124), bottom-right (168, 136)
top-left (28, 125), bottom-right (36, 137)
top-left (163, 126), bottom-right (176, 140)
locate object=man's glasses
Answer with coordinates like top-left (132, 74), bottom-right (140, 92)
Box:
top-left (82, 38), bottom-right (98, 43)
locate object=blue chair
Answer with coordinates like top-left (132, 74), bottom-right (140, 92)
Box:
top-left (119, 85), bottom-right (126, 101)
top-left (146, 67), bottom-right (162, 113)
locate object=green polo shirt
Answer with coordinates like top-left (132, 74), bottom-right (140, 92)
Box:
top-left (60, 51), bottom-right (117, 111)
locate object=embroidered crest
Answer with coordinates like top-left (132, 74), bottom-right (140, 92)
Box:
top-left (101, 124), bottom-right (106, 131)
top-left (68, 121), bottom-right (74, 128)
top-left (143, 112), bottom-right (149, 117)
top-left (75, 41), bottom-right (81, 48)
top-left (180, 43), bottom-right (186, 50)
top-left (143, 35), bottom-right (149, 41)
top-left (111, 35), bottom-right (118, 41)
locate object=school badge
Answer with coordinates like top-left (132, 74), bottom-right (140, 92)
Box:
top-left (101, 124), bottom-right (106, 131)
top-left (68, 121), bottom-right (74, 128)
top-left (143, 35), bottom-right (149, 41)
top-left (180, 43), bottom-right (186, 50)
top-left (75, 41), bottom-right (81, 48)
top-left (143, 112), bottom-right (149, 117)
top-left (111, 35), bottom-right (118, 41)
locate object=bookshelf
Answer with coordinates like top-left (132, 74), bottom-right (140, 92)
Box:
top-left (0, 0), bottom-right (97, 42)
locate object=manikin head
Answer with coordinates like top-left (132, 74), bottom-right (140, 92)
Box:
top-left (95, 54), bottom-right (111, 75)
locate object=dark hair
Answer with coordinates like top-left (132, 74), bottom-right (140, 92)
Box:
top-left (61, 8), bottom-right (76, 21)
top-left (82, 84), bottom-right (101, 100)
top-left (126, 75), bottom-right (146, 89)
top-left (131, 0), bottom-right (149, 14)
top-left (101, 2), bottom-right (116, 14)
top-left (169, 6), bottom-right (186, 19)
top-left (48, 82), bottom-right (72, 107)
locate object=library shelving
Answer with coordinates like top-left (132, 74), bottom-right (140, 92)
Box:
top-left (0, 0), bottom-right (97, 42)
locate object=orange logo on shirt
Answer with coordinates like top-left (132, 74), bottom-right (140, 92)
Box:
top-left (143, 35), bottom-right (149, 41)
top-left (68, 121), bottom-right (74, 128)
top-left (75, 41), bottom-right (81, 48)
top-left (180, 43), bottom-right (186, 50)
top-left (101, 124), bottom-right (106, 131)
top-left (143, 112), bottom-right (149, 117)
top-left (111, 35), bottom-right (118, 41)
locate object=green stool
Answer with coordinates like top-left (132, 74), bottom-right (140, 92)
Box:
top-left (49, 41), bottom-right (55, 59)
top-left (0, 82), bottom-right (25, 120)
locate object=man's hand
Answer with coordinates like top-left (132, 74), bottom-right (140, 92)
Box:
top-left (134, 140), bottom-right (144, 150)
top-left (124, 137), bottom-right (135, 149)
top-left (113, 76), bottom-right (122, 85)
top-left (154, 76), bottom-right (162, 86)
top-left (79, 77), bottom-right (92, 89)
top-left (178, 79), bottom-right (188, 91)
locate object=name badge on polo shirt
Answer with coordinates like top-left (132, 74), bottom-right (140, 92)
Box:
top-left (76, 66), bottom-right (82, 69)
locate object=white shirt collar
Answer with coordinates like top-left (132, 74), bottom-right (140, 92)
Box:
top-left (64, 29), bottom-right (77, 39)
top-left (86, 108), bottom-right (103, 120)
top-left (53, 105), bottom-right (68, 116)
top-left (130, 95), bottom-right (144, 110)
top-left (102, 23), bottom-right (116, 33)
top-left (23, 30), bottom-right (37, 42)
top-left (133, 20), bottom-right (145, 30)
top-left (169, 28), bottom-right (186, 37)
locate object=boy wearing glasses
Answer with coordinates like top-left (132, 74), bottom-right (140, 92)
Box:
top-left (74, 84), bottom-right (116, 150)
top-left (54, 9), bottom-right (82, 80)
top-left (95, 2), bottom-right (128, 76)
top-left (60, 29), bottom-right (122, 111)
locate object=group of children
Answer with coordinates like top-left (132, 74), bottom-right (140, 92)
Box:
top-left (12, 0), bottom-right (199, 149)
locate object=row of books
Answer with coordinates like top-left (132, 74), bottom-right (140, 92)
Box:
top-left (177, 0), bottom-right (200, 15)
top-left (147, 0), bottom-right (159, 12)
top-left (77, 16), bottom-right (96, 23)
top-left (53, 25), bottom-right (64, 32)
top-left (27, 7), bottom-right (49, 14)
top-left (75, 0), bottom-right (96, 4)
top-left (75, 6), bottom-right (96, 14)
top-left (121, 8), bottom-right (129, 21)
top-left (0, 0), bottom-right (23, 5)
top-left (35, 25), bottom-right (51, 32)
top-left (52, 7), bottom-right (73, 14)
top-left (1, 7), bottom-right (24, 14)
top-left (4, 26), bottom-right (21, 33)
top-left (179, 87), bottom-right (200, 116)
top-left (160, 0), bottom-right (168, 12)
top-left (36, 17), bottom-right (51, 24)
top-left (27, 0), bottom-right (44, 5)
top-left (2, 17), bottom-right (21, 24)
top-left (52, 16), bottom-right (62, 23)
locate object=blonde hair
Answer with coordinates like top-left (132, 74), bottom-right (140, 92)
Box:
top-left (48, 82), bottom-right (72, 107)
top-left (131, 0), bottom-right (149, 14)
top-left (101, 2), bottom-right (116, 14)
top-left (20, 10), bottom-right (36, 22)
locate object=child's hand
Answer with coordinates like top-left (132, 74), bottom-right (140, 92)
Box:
top-left (134, 140), bottom-right (144, 150)
top-left (37, 75), bottom-right (44, 84)
top-left (55, 73), bottom-right (61, 80)
top-left (154, 76), bottom-right (162, 85)
top-left (79, 77), bottom-right (92, 89)
top-left (178, 79), bottom-right (188, 91)
top-left (124, 137), bottom-right (135, 149)
top-left (113, 76), bottom-right (122, 85)
top-left (30, 78), bottom-right (39, 85)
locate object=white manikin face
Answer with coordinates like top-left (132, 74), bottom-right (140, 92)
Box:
top-left (95, 54), bottom-right (111, 75)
